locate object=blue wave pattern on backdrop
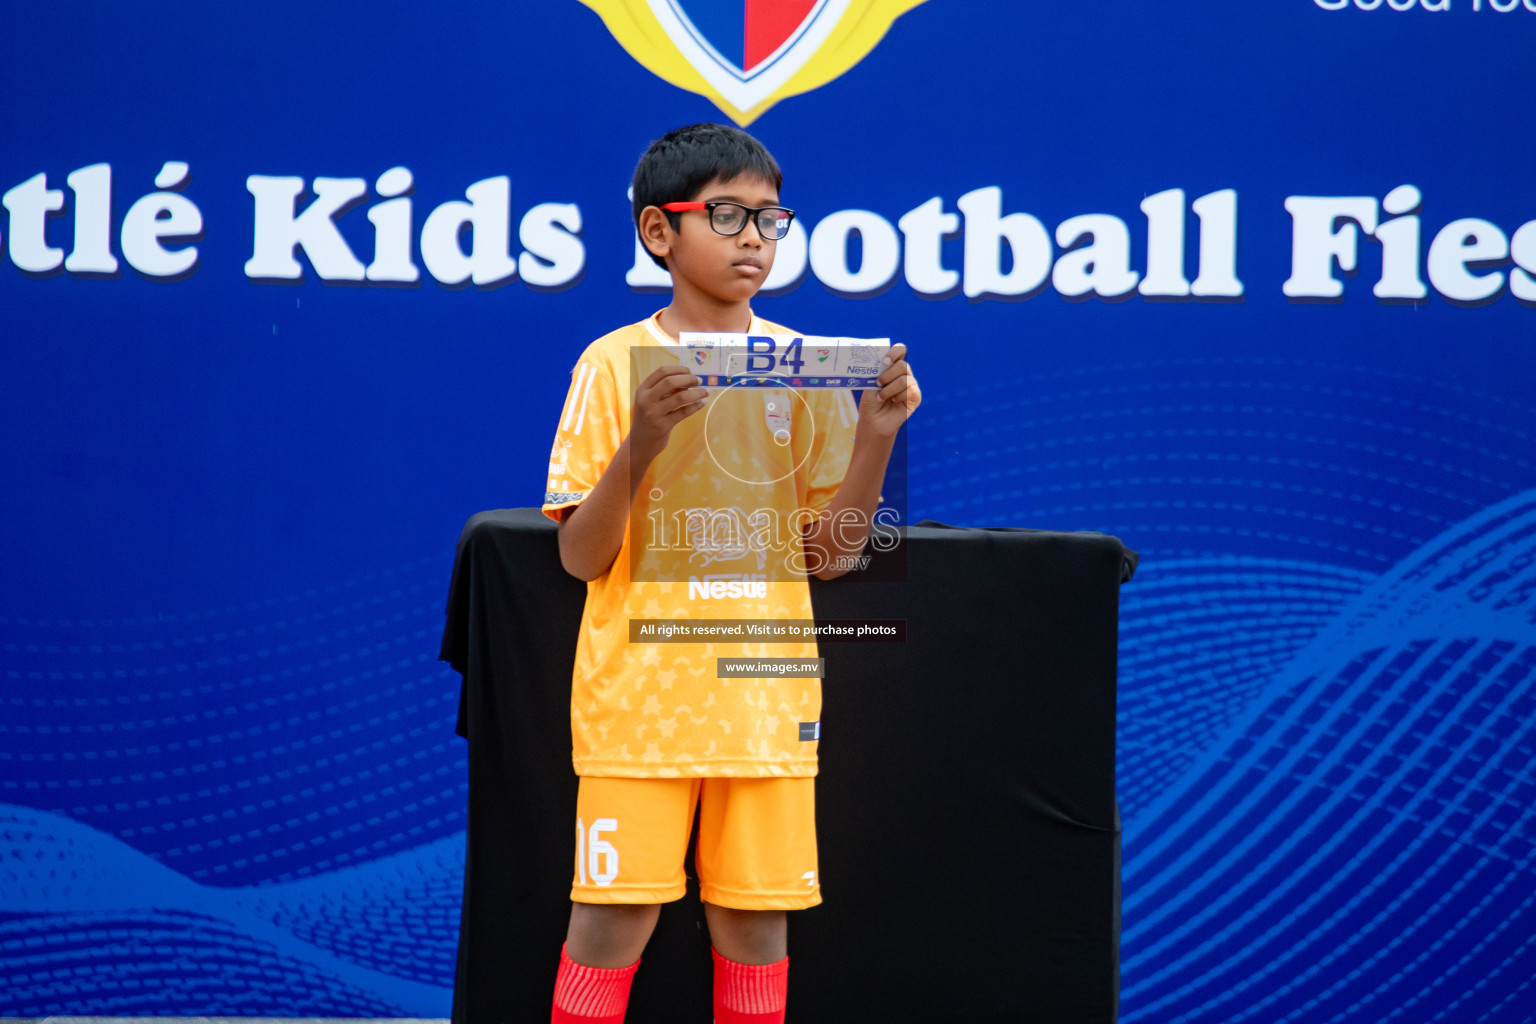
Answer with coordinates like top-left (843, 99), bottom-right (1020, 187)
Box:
top-left (3, 0), bottom-right (1535, 1020)
top-left (1122, 490), bottom-right (1536, 1024)
top-left (1, 568), bottom-right (465, 1014)
top-left (0, 804), bottom-right (459, 1014)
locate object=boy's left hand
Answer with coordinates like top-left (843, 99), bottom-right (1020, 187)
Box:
top-left (857, 342), bottom-right (921, 438)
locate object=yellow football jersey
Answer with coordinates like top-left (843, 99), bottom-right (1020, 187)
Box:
top-left (543, 311), bottom-right (859, 778)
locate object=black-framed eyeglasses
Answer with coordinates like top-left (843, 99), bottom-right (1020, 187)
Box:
top-left (660, 201), bottom-right (795, 241)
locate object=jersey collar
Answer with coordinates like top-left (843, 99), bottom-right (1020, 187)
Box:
top-left (643, 309), bottom-right (764, 347)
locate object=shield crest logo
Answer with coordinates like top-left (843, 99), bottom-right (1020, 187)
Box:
top-left (579, 0), bottom-right (926, 125)
top-left (687, 338), bottom-right (715, 366)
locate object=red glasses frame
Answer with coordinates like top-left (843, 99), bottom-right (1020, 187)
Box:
top-left (659, 201), bottom-right (795, 240)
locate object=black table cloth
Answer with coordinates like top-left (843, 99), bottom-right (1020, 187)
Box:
top-left (442, 508), bottom-right (1136, 1023)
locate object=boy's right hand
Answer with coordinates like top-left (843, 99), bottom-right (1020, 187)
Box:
top-left (629, 365), bottom-right (707, 463)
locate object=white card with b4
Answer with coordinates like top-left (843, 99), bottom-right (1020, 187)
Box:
top-left (675, 333), bottom-right (892, 389)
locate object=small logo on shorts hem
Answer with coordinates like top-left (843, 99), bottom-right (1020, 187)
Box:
top-left (799, 721), bottom-right (821, 741)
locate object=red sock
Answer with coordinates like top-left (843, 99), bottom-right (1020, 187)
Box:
top-left (551, 942), bottom-right (639, 1023)
top-left (711, 946), bottom-right (789, 1023)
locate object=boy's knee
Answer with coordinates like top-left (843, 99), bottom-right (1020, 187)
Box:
top-left (566, 901), bottom-right (661, 968)
top-left (570, 900), bottom-right (661, 935)
top-left (703, 903), bottom-right (787, 965)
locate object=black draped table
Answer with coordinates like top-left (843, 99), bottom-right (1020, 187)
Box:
top-left (441, 508), bottom-right (1137, 1023)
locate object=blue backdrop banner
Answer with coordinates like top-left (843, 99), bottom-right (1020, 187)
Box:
top-left (3, 1), bottom-right (1535, 1019)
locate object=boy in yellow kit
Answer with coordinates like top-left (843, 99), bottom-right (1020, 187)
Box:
top-left (542, 123), bottom-right (920, 1023)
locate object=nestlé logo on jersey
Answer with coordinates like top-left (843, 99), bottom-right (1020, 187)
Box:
top-left (688, 574), bottom-right (769, 600)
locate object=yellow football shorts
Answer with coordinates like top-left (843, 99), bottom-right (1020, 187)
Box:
top-left (571, 775), bottom-right (821, 911)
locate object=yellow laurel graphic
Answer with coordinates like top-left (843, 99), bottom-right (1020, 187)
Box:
top-left (578, 0), bottom-right (927, 125)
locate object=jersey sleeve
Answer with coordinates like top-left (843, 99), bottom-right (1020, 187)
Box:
top-left (542, 357), bottom-right (623, 523)
top-left (799, 388), bottom-right (861, 516)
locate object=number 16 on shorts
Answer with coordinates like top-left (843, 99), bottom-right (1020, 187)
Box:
top-left (576, 817), bottom-right (619, 887)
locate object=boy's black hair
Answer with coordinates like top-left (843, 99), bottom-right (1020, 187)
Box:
top-left (632, 123), bottom-right (784, 270)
